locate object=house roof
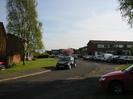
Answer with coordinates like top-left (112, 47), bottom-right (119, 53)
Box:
top-left (88, 40), bottom-right (133, 45)
top-left (78, 46), bottom-right (87, 50)
top-left (6, 33), bottom-right (24, 42)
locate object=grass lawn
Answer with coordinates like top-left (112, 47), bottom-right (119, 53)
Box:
top-left (0, 58), bottom-right (57, 73)
top-left (0, 58), bottom-right (57, 79)
top-left (115, 64), bottom-right (132, 71)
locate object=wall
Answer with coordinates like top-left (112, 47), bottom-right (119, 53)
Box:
top-left (0, 22), bottom-right (6, 56)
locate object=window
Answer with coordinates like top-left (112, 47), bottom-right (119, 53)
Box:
top-left (118, 45), bottom-right (124, 48)
top-left (104, 45), bottom-right (110, 48)
top-left (114, 44), bottom-right (123, 48)
top-left (114, 45), bottom-right (118, 48)
top-left (127, 45), bottom-right (132, 48)
top-left (122, 50), bottom-right (131, 55)
top-left (97, 44), bottom-right (104, 48)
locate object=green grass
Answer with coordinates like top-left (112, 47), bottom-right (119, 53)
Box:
top-left (1, 58), bottom-right (57, 72)
top-left (115, 64), bottom-right (131, 71)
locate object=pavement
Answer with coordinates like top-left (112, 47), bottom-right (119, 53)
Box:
top-left (0, 70), bottom-right (51, 82)
top-left (0, 68), bottom-right (52, 82)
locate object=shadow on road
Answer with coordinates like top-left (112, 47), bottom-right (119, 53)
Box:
top-left (0, 77), bottom-right (133, 99)
top-left (42, 66), bottom-right (57, 71)
top-left (42, 66), bottom-right (72, 71)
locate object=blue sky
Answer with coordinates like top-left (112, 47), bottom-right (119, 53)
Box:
top-left (1, 0), bottom-right (133, 50)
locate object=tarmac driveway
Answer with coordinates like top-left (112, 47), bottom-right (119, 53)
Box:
top-left (0, 59), bottom-right (133, 99)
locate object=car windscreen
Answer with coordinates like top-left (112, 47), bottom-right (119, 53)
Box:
top-left (59, 57), bottom-right (70, 61)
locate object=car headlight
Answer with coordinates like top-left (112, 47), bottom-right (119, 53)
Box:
top-left (66, 62), bottom-right (70, 65)
top-left (99, 76), bottom-right (106, 81)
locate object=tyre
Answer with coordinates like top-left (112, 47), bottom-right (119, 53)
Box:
top-left (73, 63), bottom-right (76, 68)
top-left (56, 65), bottom-right (60, 70)
top-left (109, 82), bottom-right (124, 95)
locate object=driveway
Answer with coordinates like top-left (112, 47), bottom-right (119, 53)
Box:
top-left (0, 59), bottom-right (133, 99)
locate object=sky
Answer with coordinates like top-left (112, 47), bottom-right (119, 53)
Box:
top-left (1, 0), bottom-right (133, 50)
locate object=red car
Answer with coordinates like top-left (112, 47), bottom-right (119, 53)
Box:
top-left (99, 65), bottom-right (133, 94)
top-left (0, 61), bottom-right (6, 70)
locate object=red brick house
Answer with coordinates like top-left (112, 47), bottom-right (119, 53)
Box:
top-left (0, 22), bottom-right (6, 56)
top-left (0, 22), bottom-right (24, 65)
top-left (87, 40), bottom-right (133, 55)
top-left (6, 34), bottom-right (24, 64)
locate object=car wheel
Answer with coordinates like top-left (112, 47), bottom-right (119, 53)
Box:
top-left (73, 63), bottom-right (76, 68)
top-left (56, 66), bottom-right (60, 70)
top-left (109, 82), bottom-right (124, 95)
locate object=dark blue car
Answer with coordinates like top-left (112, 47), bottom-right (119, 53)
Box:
top-left (56, 56), bottom-right (76, 70)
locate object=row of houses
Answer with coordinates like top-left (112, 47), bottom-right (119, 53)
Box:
top-left (79, 40), bottom-right (133, 56)
top-left (46, 48), bottom-right (77, 56)
top-left (0, 22), bottom-right (24, 65)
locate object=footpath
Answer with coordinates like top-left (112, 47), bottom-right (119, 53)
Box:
top-left (0, 68), bottom-right (51, 82)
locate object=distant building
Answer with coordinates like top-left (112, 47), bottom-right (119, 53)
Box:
top-left (51, 49), bottom-right (63, 56)
top-left (87, 40), bottom-right (133, 55)
top-left (45, 50), bottom-right (52, 55)
top-left (78, 46), bottom-right (88, 55)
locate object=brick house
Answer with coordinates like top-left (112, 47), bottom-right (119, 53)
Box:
top-left (6, 34), bottom-right (24, 64)
top-left (0, 22), bottom-right (24, 65)
top-left (0, 22), bottom-right (6, 57)
top-left (87, 40), bottom-right (133, 55)
top-left (78, 46), bottom-right (88, 55)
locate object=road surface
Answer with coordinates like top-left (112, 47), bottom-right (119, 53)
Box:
top-left (0, 60), bottom-right (133, 99)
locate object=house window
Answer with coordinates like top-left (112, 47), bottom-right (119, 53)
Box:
top-left (114, 45), bottom-right (118, 48)
top-left (104, 45), bottom-right (110, 48)
top-left (127, 45), bottom-right (132, 48)
top-left (122, 50), bottom-right (131, 55)
top-left (118, 45), bottom-right (124, 48)
top-left (97, 44), bottom-right (104, 48)
top-left (114, 44), bottom-right (123, 48)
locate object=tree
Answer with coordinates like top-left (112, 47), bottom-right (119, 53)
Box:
top-left (118, 0), bottom-right (133, 27)
top-left (6, 0), bottom-right (44, 65)
top-left (63, 48), bottom-right (74, 55)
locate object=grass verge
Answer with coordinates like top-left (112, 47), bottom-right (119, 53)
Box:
top-left (0, 58), bottom-right (57, 73)
top-left (115, 64), bottom-right (131, 71)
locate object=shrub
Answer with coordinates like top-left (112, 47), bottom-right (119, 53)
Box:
top-left (34, 52), bottom-right (50, 58)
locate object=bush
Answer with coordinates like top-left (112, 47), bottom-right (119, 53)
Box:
top-left (49, 55), bottom-right (55, 58)
top-left (34, 52), bottom-right (50, 58)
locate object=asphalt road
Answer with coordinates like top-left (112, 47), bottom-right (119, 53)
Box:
top-left (0, 60), bottom-right (133, 99)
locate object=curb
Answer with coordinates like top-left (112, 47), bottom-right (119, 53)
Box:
top-left (0, 70), bottom-right (51, 83)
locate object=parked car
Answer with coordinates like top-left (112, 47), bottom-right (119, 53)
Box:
top-left (83, 55), bottom-right (91, 60)
top-left (110, 55), bottom-right (120, 63)
top-left (99, 64), bottom-right (133, 94)
top-left (94, 55), bottom-right (104, 61)
top-left (56, 56), bottom-right (76, 70)
top-left (117, 56), bottom-right (133, 64)
top-left (103, 53), bottom-right (113, 62)
top-left (0, 61), bottom-right (6, 70)
top-left (93, 54), bottom-right (113, 62)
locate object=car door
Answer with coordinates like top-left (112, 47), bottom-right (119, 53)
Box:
top-left (125, 69), bottom-right (133, 90)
